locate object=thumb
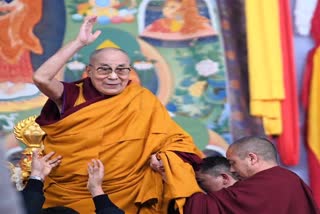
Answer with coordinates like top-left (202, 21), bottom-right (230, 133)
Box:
top-left (32, 149), bottom-right (40, 159)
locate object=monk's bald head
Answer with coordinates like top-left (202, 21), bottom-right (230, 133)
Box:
top-left (229, 136), bottom-right (278, 163)
top-left (89, 48), bottom-right (131, 64)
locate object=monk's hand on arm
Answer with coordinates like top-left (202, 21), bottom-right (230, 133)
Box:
top-left (150, 153), bottom-right (166, 181)
top-left (76, 16), bottom-right (101, 46)
top-left (30, 150), bottom-right (62, 181)
top-left (87, 159), bottom-right (105, 197)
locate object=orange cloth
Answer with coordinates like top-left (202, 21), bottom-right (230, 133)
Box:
top-left (41, 83), bottom-right (202, 214)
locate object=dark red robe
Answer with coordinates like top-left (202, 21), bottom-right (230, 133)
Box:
top-left (184, 166), bottom-right (320, 214)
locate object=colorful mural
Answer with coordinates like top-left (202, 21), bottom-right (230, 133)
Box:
top-left (0, 0), bottom-right (229, 158)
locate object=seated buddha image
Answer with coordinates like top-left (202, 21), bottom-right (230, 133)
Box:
top-left (140, 0), bottom-right (216, 41)
top-left (73, 0), bottom-right (137, 24)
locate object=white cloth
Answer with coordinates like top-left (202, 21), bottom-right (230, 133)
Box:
top-left (294, 0), bottom-right (318, 36)
top-left (0, 135), bottom-right (25, 214)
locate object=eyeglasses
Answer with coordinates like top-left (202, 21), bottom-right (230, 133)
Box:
top-left (88, 64), bottom-right (131, 76)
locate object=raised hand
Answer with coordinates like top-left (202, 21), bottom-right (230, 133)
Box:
top-left (30, 150), bottom-right (62, 181)
top-left (87, 159), bottom-right (105, 197)
top-left (76, 16), bottom-right (102, 46)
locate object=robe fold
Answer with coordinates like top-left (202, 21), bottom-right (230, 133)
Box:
top-left (302, 0), bottom-right (320, 206)
top-left (38, 81), bottom-right (202, 214)
top-left (277, 0), bottom-right (300, 165)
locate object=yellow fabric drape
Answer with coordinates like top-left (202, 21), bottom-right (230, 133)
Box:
top-left (245, 0), bottom-right (285, 135)
top-left (74, 82), bottom-right (86, 106)
top-left (41, 83), bottom-right (202, 214)
top-left (308, 47), bottom-right (320, 160)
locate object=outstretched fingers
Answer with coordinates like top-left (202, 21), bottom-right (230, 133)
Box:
top-left (87, 159), bottom-right (104, 176)
top-left (42, 151), bottom-right (55, 160)
top-left (96, 159), bottom-right (104, 170)
top-left (47, 155), bottom-right (62, 168)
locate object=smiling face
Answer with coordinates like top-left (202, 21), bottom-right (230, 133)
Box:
top-left (87, 49), bottom-right (131, 96)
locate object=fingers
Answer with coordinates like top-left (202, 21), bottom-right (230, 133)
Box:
top-left (150, 154), bottom-right (161, 171)
top-left (97, 159), bottom-right (104, 171)
top-left (88, 163), bottom-right (93, 175)
top-left (48, 155), bottom-right (62, 167)
top-left (50, 155), bottom-right (62, 162)
top-left (150, 154), bottom-right (164, 174)
top-left (93, 159), bottom-right (98, 168)
top-left (92, 30), bottom-right (102, 40)
top-left (88, 159), bottom-right (99, 170)
top-left (87, 159), bottom-right (104, 174)
top-left (35, 151), bottom-right (62, 167)
top-left (83, 16), bottom-right (98, 29)
top-left (42, 151), bottom-right (56, 161)
top-left (84, 15), bottom-right (98, 23)
top-left (49, 159), bottom-right (61, 168)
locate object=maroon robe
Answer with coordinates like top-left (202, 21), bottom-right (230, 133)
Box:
top-left (36, 77), bottom-right (110, 125)
top-left (184, 166), bottom-right (320, 214)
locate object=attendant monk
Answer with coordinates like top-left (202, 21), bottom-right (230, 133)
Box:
top-left (32, 16), bottom-right (202, 214)
top-left (184, 136), bottom-right (320, 214)
top-left (195, 156), bottom-right (238, 193)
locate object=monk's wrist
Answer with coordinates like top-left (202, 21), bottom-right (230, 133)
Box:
top-left (73, 38), bottom-right (88, 49)
top-left (89, 186), bottom-right (104, 197)
top-left (30, 172), bottom-right (45, 182)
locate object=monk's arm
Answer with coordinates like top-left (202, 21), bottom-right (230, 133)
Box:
top-left (33, 16), bottom-right (101, 107)
top-left (33, 40), bottom-right (84, 105)
top-left (174, 151), bottom-right (202, 171)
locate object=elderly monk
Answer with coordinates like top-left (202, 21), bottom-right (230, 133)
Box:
top-left (184, 136), bottom-right (320, 214)
top-left (33, 16), bottom-right (202, 214)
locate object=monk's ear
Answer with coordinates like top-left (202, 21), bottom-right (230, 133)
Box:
top-left (221, 173), bottom-right (229, 184)
top-left (86, 65), bottom-right (92, 77)
top-left (248, 152), bottom-right (258, 165)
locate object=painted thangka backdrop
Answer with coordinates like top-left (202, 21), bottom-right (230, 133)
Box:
top-left (0, 0), bottom-right (230, 157)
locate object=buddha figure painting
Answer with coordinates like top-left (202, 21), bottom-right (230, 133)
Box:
top-left (0, 0), bottom-right (43, 101)
top-left (140, 0), bottom-right (216, 41)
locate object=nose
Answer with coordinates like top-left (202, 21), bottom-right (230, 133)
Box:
top-left (107, 70), bottom-right (118, 79)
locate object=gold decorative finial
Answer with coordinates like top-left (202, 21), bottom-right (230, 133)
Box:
top-left (14, 115), bottom-right (45, 147)
top-left (12, 115), bottom-right (45, 188)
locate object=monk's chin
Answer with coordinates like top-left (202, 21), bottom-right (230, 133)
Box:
top-left (100, 85), bottom-right (126, 95)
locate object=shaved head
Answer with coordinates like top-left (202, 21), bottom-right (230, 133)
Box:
top-left (229, 136), bottom-right (278, 163)
top-left (89, 48), bottom-right (131, 64)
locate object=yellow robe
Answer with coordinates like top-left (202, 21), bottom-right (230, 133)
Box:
top-left (245, 0), bottom-right (285, 135)
top-left (308, 47), bottom-right (320, 160)
top-left (41, 82), bottom-right (202, 213)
